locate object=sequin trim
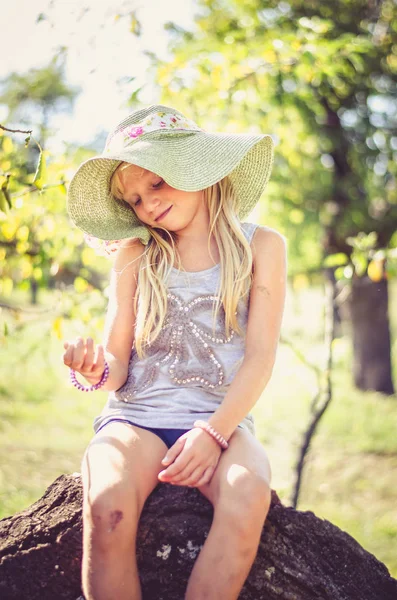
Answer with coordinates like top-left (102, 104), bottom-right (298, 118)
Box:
top-left (117, 292), bottom-right (239, 404)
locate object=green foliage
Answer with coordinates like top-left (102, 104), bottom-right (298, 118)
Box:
top-left (0, 51), bottom-right (79, 139)
top-left (0, 127), bottom-right (110, 308)
top-left (0, 56), bottom-right (109, 307)
top-left (324, 231), bottom-right (397, 281)
top-left (152, 0), bottom-right (397, 275)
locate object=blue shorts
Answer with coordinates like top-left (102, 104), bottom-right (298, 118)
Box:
top-left (95, 418), bottom-right (190, 449)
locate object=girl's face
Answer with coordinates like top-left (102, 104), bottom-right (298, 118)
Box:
top-left (115, 165), bottom-right (206, 234)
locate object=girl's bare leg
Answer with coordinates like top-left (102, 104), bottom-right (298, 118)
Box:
top-left (81, 421), bottom-right (167, 600)
top-left (185, 428), bottom-right (272, 600)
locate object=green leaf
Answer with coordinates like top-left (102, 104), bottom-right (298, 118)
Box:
top-left (130, 11), bottom-right (142, 36)
top-left (0, 191), bottom-right (8, 214)
top-left (352, 252), bottom-right (367, 277)
top-left (33, 151), bottom-right (47, 190)
top-left (33, 150), bottom-right (47, 190)
top-left (74, 276), bottom-right (89, 293)
top-left (335, 266), bottom-right (349, 280)
top-left (323, 253), bottom-right (349, 268)
top-left (0, 173), bottom-right (11, 212)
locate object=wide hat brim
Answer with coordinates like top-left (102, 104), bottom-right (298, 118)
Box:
top-left (67, 130), bottom-right (274, 244)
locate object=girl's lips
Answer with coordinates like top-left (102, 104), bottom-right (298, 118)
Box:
top-left (155, 206), bottom-right (172, 222)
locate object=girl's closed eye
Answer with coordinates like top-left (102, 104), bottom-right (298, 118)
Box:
top-left (133, 180), bottom-right (163, 206)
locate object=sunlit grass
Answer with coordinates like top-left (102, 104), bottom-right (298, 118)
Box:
top-left (0, 281), bottom-right (396, 577)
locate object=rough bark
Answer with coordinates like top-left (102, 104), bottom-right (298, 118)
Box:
top-left (351, 276), bottom-right (394, 395)
top-left (0, 474), bottom-right (396, 600)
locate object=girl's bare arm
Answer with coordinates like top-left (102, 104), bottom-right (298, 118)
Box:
top-left (63, 239), bottom-right (146, 391)
top-left (208, 226), bottom-right (287, 439)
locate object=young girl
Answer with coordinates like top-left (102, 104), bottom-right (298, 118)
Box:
top-left (64, 104), bottom-right (286, 600)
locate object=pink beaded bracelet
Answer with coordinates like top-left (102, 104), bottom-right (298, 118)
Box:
top-left (193, 420), bottom-right (229, 450)
top-left (70, 362), bottom-right (110, 392)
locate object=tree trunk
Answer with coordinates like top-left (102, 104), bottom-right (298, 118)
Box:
top-left (29, 278), bottom-right (38, 305)
top-left (321, 100), bottom-right (395, 396)
top-left (0, 474), bottom-right (396, 600)
top-left (351, 276), bottom-right (394, 395)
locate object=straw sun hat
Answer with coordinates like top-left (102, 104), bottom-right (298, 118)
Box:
top-left (67, 104), bottom-right (274, 245)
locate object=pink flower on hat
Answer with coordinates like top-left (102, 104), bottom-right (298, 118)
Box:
top-left (128, 126), bottom-right (144, 138)
top-left (127, 126), bottom-right (144, 138)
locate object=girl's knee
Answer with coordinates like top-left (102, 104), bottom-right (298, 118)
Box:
top-left (217, 468), bottom-right (271, 528)
top-left (83, 484), bottom-right (140, 551)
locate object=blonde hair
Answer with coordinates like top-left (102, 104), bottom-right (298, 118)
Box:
top-left (110, 164), bottom-right (254, 359)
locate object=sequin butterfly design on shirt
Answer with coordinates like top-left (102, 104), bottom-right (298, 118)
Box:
top-left (117, 292), bottom-right (237, 403)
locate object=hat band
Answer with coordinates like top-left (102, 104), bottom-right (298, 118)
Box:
top-left (106, 111), bottom-right (203, 154)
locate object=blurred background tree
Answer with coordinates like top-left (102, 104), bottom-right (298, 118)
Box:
top-left (152, 0), bottom-right (397, 394)
top-left (0, 49), bottom-right (77, 140)
top-left (0, 52), bottom-right (110, 308)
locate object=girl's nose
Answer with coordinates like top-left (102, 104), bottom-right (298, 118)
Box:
top-left (144, 192), bottom-right (161, 212)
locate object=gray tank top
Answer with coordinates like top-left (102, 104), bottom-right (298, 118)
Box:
top-left (93, 222), bottom-right (259, 436)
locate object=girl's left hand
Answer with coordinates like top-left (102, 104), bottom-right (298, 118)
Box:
top-left (158, 428), bottom-right (222, 487)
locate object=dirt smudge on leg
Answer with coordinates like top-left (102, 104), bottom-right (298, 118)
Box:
top-left (108, 509), bottom-right (123, 532)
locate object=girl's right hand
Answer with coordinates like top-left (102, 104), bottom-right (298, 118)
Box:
top-left (63, 337), bottom-right (106, 384)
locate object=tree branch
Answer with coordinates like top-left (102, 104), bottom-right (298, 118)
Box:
top-left (0, 124), bottom-right (32, 135)
top-left (291, 279), bottom-right (336, 508)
